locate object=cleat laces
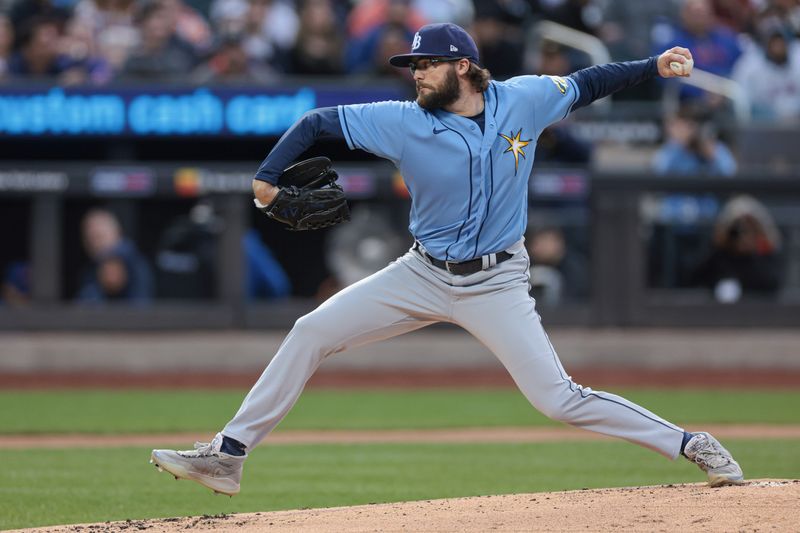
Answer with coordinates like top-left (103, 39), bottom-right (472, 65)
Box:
top-left (693, 448), bottom-right (731, 469)
top-left (687, 435), bottom-right (733, 470)
top-left (177, 441), bottom-right (218, 459)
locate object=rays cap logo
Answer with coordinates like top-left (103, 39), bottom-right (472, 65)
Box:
top-left (389, 23), bottom-right (480, 68)
top-left (412, 32), bottom-right (421, 51)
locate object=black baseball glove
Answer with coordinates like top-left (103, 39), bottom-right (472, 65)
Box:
top-left (258, 157), bottom-right (350, 231)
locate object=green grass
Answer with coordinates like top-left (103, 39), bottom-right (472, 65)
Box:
top-left (2, 388), bottom-right (798, 529)
top-left (2, 439), bottom-right (798, 530)
top-left (1, 388), bottom-right (799, 434)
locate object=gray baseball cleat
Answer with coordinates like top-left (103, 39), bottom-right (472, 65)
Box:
top-left (683, 432), bottom-right (744, 487)
top-left (150, 433), bottom-right (246, 496)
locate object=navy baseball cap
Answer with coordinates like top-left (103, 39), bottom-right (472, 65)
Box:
top-left (389, 23), bottom-right (480, 67)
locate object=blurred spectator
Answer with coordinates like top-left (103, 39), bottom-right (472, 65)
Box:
top-left (413, 0), bottom-right (473, 28)
top-left (155, 202), bottom-right (218, 299)
top-left (156, 202), bottom-right (290, 300)
top-left (1, 261), bottom-right (31, 306)
top-left (712, 0), bottom-right (757, 34)
top-left (209, 0), bottom-right (247, 34)
top-left (651, 0), bottom-right (742, 100)
top-left (531, 0), bottom-right (603, 36)
top-left (78, 208), bottom-right (153, 303)
top-left (757, 0), bottom-right (800, 39)
top-left (210, 0), bottom-right (298, 71)
top-left (191, 32), bottom-right (275, 82)
top-left (160, 0), bottom-right (213, 54)
top-left (598, 0), bottom-right (679, 61)
top-left (8, 16), bottom-right (65, 79)
top-left (74, 0), bottom-right (134, 27)
top-left (528, 39), bottom-right (590, 76)
top-left (653, 105), bottom-right (737, 176)
top-left (59, 15), bottom-right (113, 83)
top-left (8, 15), bottom-right (104, 83)
top-left (346, 0), bottom-right (418, 73)
top-left (121, 0), bottom-right (198, 80)
top-left (526, 226), bottom-right (589, 304)
top-left (362, 21), bottom-right (414, 80)
top-left (535, 41), bottom-right (570, 75)
top-left (692, 195), bottom-right (783, 302)
top-left (73, 0), bottom-right (138, 74)
top-left (347, 0), bottom-right (426, 39)
top-left (184, 0), bottom-right (214, 18)
top-left (473, 0), bottom-right (527, 79)
top-left (8, 0), bottom-right (72, 28)
top-left (732, 25), bottom-right (800, 121)
top-left (534, 124), bottom-right (593, 165)
top-left (288, 0), bottom-right (345, 75)
top-left (0, 13), bottom-right (12, 81)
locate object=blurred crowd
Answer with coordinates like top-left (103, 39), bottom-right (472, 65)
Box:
top-left (0, 0), bottom-right (797, 119)
top-left (1, 203), bottom-right (294, 305)
top-left (1, 0), bottom-right (798, 307)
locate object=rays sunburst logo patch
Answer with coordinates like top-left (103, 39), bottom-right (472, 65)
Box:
top-left (499, 129), bottom-right (532, 174)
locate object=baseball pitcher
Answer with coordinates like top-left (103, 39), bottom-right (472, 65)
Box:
top-left (151, 23), bottom-right (742, 496)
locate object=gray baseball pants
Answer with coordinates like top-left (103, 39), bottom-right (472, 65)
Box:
top-left (223, 240), bottom-right (685, 459)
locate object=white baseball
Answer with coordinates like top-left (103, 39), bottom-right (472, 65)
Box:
top-left (669, 57), bottom-right (693, 76)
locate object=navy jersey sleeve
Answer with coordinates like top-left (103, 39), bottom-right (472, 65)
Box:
top-left (254, 107), bottom-right (344, 184)
top-left (338, 101), bottom-right (411, 164)
top-left (568, 57), bottom-right (659, 110)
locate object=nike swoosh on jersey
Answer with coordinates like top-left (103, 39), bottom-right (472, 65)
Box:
top-left (432, 127), bottom-right (448, 134)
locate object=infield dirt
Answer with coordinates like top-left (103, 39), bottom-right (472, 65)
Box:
top-left (14, 480), bottom-right (798, 532)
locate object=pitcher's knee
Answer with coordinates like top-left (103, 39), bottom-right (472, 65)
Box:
top-left (528, 383), bottom-right (583, 423)
top-left (291, 313), bottom-right (343, 355)
top-left (536, 401), bottom-right (572, 422)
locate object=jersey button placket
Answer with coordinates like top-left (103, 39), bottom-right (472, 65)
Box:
top-left (473, 121), bottom-right (497, 257)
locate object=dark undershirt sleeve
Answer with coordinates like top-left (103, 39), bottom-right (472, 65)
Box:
top-left (254, 107), bottom-right (345, 184)
top-left (568, 56), bottom-right (659, 111)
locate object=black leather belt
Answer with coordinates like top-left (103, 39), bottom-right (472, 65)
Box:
top-left (414, 242), bottom-right (514, 276)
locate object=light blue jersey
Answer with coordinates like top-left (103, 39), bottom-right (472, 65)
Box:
top-left (338, 75), bottom-right (580, 261)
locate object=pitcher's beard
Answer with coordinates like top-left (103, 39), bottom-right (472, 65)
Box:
top-left (416, 67), bottom-right (461, 110)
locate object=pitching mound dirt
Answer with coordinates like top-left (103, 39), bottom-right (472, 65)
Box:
top-left (18, 480), bottom-right (798, 532)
